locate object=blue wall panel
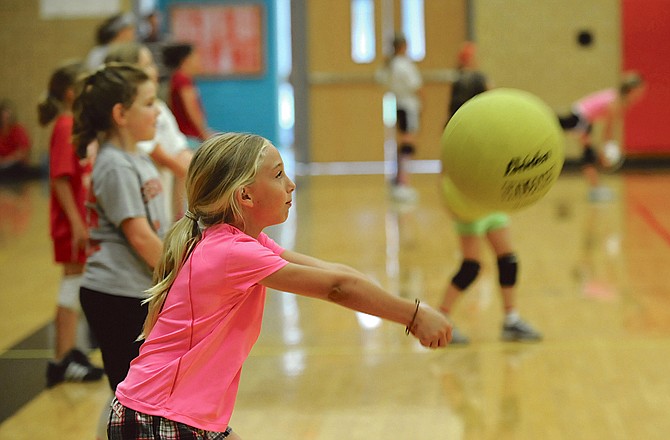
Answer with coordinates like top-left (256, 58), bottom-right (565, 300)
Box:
top-left (158, 0), bottom-right (279, 144)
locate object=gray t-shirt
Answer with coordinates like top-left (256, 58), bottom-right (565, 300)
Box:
top-left (83, 145), bottom-right (168, 298)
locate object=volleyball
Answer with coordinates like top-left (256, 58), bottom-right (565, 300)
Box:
top-left (441, 88), bottom-right (564, 215)
top-left (440, 175), bottom-right (490, 222)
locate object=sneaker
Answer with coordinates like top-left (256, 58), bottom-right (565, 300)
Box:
top-left (449, 326), bottom-right (470, 345)
top-left (588, 186), bottom-right (614, 203)
top-left (391, 185), bottom-right (419, 203)
top-left (501, 319), bottom-right (542, 342)
top-left (47, 349), bottom-right (104, 388)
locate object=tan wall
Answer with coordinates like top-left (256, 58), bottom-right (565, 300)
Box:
top-left (2, 1), bottom-right (620, 164)
top-left (418, 0), bottom-right (468, 159)
top-left (307, 0), bottom-right (467, 163)
top-left (474, 0), bottom-right (621, 159)
top-left (0, 0), bottom-right (130, 164)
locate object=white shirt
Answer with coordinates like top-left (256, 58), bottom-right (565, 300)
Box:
top-left (137, 100), bottom-right (190, 221)
top-left (387, 55), bottom-right (422, 112)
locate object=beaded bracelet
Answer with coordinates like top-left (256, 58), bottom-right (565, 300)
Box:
top-left (405, 298), bottom-right (421, 335)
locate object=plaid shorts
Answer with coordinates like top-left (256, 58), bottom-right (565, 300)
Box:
top-left (108, 398), bottom-right (232, 439)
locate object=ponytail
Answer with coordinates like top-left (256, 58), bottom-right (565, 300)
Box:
top-left (37, 60), bottom-right (84, 127)
top-left (72, 63), bottom-right (149, 159)
top-left (140, 214), bottom-right (202, 339)
top-left (37, 96), bottom-right (60, 126)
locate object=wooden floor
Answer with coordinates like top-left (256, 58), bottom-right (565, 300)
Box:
top-left (2, 164), bottom-right (670, 439)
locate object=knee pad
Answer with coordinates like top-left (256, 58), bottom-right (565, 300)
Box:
top-left (57, 275), bottom-right (83, 310)
top-left (582, 145), bottom-right (597, 165)
top-left (399, 143), bottom-right (416, 156)
top-left (451, 259), bottom-right (480, 291)
top-left (498, 253), bottom-right (518, 287)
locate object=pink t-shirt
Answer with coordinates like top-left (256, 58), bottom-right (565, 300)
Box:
top-left (575, 88), bottom-right (616, 122)
top-left (116, 223), bottom-right (288, 432)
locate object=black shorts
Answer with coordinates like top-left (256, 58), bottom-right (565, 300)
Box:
top-left (80, 287), bottom-right (147, 390)
top-left (558, 111), bottom-right (592, 134)
top-left (396, 108), bottom-right (419, 133)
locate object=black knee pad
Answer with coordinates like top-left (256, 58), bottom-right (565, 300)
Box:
top-left (451, 259), bottom-right (480, 291)
top-left (498, 253), bottom-right (518, 287)
top-left (582, 145), bottom-right (597, 165)
top-left (399, 142), bottom-right (415, 155)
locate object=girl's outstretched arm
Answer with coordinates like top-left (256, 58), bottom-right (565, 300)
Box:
top-left (280, 249), bottom-right (366, 277)
top-left (260, 261), bottom-right (452, 348)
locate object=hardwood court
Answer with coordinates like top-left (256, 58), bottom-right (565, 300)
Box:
top-left (1, 166), bottom-right (670, 439)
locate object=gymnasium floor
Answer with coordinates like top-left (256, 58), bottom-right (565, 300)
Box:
top-left (1, 161), bottom-right (670, 439)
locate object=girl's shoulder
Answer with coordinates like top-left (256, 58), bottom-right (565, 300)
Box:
top-left (202, 224), bottom-right (274, 250)
top-left (52, 114), bottom-right (73, 130)
top-left (94, 145), bottom-right (135, 173)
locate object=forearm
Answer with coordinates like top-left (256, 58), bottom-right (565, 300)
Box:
top-left (150, 144), bottom-right (187, 178)
top-left (183, 99), bottom-right (207, 138)
top-left (327, 275), bottom-right (416, 326)
top-left (261, 263), bottom-right (451, 346)
top-left (188, 112), bottom-right (207, 139)
top-left (602, 117), bottom-right (618, 141)
top-left (122, 218), bottom-right (163, 269)
top-left (130, 233), bottom-right (162, 268)
top-left (52, 179), bottom-right (85, 229)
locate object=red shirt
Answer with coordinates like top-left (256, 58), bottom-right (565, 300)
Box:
top-left (169, 70), bottom-right (205, 139)
top-left (0, 123), bottom-right (30, 158)
top-left (49, 115), bottom-right (90, 240)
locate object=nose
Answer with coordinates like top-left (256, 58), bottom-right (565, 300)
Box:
top-left (287, 176), bottom-right (296, 192)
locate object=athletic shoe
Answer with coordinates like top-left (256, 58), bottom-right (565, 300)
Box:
top-left (449, 326), bottom-right (470, 345)
top-left (391, 185), bottom-right (419, 203)
top-left (588, 186), bottom-right (614, 203)
top-left (46, 348), bottom-right (104, 388)
top-left (501, 319), bottom-right (542, 342)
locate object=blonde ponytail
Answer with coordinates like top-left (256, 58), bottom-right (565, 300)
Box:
top-left (140, 215), bottom-right (201, 339)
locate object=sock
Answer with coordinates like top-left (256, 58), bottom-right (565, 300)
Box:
top-left (504, 310), bottom-right (520, 326)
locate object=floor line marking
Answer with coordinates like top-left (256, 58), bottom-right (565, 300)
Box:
top-left (634, 202), bottom-right (670, 247)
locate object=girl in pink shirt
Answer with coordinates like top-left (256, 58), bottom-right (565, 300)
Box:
top-left (111, 132), bottom-right (452, 439)
top-left (558, 72), bottom-right (646, 201)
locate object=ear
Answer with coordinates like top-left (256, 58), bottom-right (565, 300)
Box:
top-left (237, 187), bottom-right (253, 207)
top-left (111, 102), bottom-right (126, 127)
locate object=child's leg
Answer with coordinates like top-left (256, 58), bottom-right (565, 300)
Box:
top-left (582, 144), bottom-right (600, 188)
top-left (394, 109), bottom-right (418, 187)
top-left (579, 130), bottom-right (603, 189)
top-left (79, 287), bottom-right (146, 390)
top-left (48, 263), bottom-right (104, 387)
top-left (396, 140), bottom-right (416, 186)
top-left (439, 234), bottom-right (482, 344)
top-left (487, 226), bottom-right (542, 341)
top-left (55, 262), bottom-right (84, 360)
top-left (440, 234), bottom-right (482, 314)
top-left (485, 227), bottom-right (516, 313)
